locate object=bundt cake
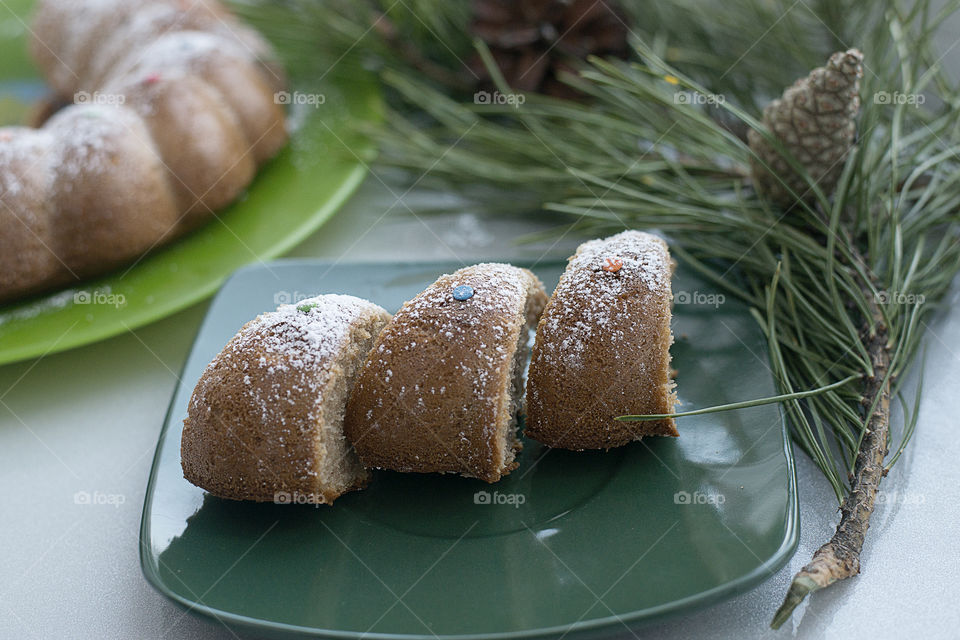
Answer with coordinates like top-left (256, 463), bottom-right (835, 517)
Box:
top-left (0, 0), bottom-right (287, 303)
top-left (525, 231), bottom-right (679, 450)
top-left (343, 264), bottom-right (548, 483)
top-left (181, 295), bottom-right (391, 504)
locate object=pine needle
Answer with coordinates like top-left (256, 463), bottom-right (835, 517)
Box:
top-left (237, 0), bottom-right (960, 627)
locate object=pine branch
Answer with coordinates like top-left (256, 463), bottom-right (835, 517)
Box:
top-left (772, 269), bottom-right (891, 627)
top-left (238, 0), bottom-right (960, 628)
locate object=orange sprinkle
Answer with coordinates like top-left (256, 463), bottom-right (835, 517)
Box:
top-left (601, 258), bottom-right (623, 273)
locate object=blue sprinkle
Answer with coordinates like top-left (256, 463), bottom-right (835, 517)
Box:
top-left (452, 285), bottom-right (474, 301)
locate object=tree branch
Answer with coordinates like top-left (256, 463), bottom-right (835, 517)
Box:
top-left (771, 270), bottom-right (891, 628)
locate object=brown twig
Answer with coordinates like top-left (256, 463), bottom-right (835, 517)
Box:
top-left (771, 268), bottom-right (891, 628)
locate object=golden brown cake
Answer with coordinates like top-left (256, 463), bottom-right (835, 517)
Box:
top-left (0, 128), bottom-right (60, 295)
top-left (525, 231), bottom-right (678, 449)
top-left (181, 295), bottom-right (391, 504)
top-left (47, 105), bottom-right (180, 272)
top-left (105, 72), bottom-right (256, 226)
top-left (343, 264), bottom-right (548, 483)
top-left (115, 31), bottom-right (287, 164)
top-left (0, 0), bottom-right (287, 303)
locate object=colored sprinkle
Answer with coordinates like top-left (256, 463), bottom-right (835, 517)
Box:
top-left (664, 75), bottom-right (680, 85)
top-left (452, 285), bottom-right (474, 301)
top-left (297, 303), bottom-right (319, 312)
top-left (144, 73), bottom-right (161, 85)
top-left (601, 258), bottom-right (623, 273)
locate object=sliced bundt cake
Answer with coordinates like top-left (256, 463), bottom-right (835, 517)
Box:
top-left (525, 231), bottom-right (678, 449)
top-left (181, 295), bottom-right (390, 504)
top-left (344, 264), bottom-right (547, 483)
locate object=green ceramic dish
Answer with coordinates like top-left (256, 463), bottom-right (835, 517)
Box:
top-left (141, 259), bottom-right (799, 639)
top-left (0, 0), bottom-right (379, 365)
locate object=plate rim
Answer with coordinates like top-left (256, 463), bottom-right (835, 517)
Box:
top-left (139, 258), bottom-right (800, 640)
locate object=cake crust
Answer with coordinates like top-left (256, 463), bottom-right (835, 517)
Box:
top-left (525, 231), bottom-right (678, 450)
top-left (344, 264), bottom-right (547, 483)
top-left (181, 295), bottom-right (390, 504)
top-left (0, 128), bottom-right (60, 298)
top-left (46, 105), bottom-right (180, 273)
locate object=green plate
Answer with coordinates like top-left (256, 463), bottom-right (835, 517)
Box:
top-left (0, 0), bottom-right (379, 365)
top-left (141, 259), bottom-right (798, 639)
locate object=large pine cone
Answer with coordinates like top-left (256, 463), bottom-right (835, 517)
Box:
top-left (748, 49), bottom-right (863, 207)
top-left (468, 0), bottom-right (629, 98)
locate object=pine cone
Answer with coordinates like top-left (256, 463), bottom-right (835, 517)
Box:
top-left (748, 49), bottom-right (863, 207)
top-left (468, 0), bottom-right (629, 99)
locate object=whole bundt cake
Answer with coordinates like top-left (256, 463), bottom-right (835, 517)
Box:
top-left (0, 0), bottom-right (288, 303)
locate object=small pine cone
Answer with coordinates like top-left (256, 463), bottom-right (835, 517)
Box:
top-left (468, 0), bottom-right (630, 99)
top-left (748, 49), bottom-right (863, 207)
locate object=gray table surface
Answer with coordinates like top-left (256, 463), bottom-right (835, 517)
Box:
top-left (1, 173), bottom-right (959, 640)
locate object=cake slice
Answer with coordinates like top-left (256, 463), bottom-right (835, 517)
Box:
top-left (181, 294), bottom-right (391, 504)
top-left (525, 231), bottom-right (678, 449)
top-left (344, 264), bottom-right (547, 483)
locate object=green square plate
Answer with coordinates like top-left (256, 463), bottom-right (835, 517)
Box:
top-left (140, 259), bottom-right (798, 639)
top-left (0, 0), bottom-right (379, 365)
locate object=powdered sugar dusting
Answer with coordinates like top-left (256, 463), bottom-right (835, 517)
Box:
top-left (115, 30), bottom-right (251, 80)
top-left (538, 230), bottom-right (670, 369)
top-left (33, 0), bottom-right (129, 93)
top-left (0, 128), bottom-right (53, 200)
top-left (570, 230), bottom-right (670, 289)
top-left (45, 105), bottom-right (146, 183)
top-left (84, 1), bottom-right (214, 85)
top-left (236, 293), bottom-right (383, 374)
top-left (192, 294), bottom-right (387, 424)
top-left (371, 263), bottom-right (530, 408)
top-left (348, 263), bottom-right (544, 481)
